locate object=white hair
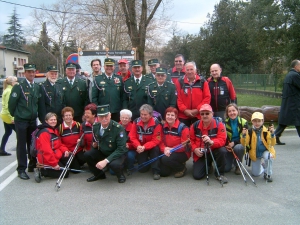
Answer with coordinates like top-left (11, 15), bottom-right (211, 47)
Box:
top-left (120, 109), bottom-right (132, 118)
top-left (185, 61), bottom-right (197, 70)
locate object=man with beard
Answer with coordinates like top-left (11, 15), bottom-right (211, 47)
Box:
top-left (38, 65), bottom-right (65, 124)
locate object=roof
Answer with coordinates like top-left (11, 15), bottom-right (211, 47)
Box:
top-left (0, 45), bottom-right (30, 54)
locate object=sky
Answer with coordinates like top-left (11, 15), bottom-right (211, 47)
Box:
top-left (0, 0), bottom-right (220, 39)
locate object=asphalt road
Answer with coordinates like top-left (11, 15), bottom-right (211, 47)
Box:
top-left (0, 99), bottom-right (299, 225)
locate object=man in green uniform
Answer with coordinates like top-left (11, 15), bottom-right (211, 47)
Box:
top-left (145, 58), bottom-right (160, 81)
top-left (57, 63), bottom-right (88, 122)
top-left (8, 63), bottom-right (40, 180)
top-left (84, 105), bottom-right (128, 183)
top-left (38, 65), bottom-right (65, 124)
top-left (147, 67), bottom-right (177, 120)
top-left (92, 58), bottom-right (123, 122)
top-left (123, 60), bottom-right (153, 120)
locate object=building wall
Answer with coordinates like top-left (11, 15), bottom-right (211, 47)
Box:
top-left (0, 48), bottom-right (29, 78)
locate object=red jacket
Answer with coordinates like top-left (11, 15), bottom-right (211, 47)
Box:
top-left (159, 119), bottom-right (191, 158)
top-left (129, 117), bottom-right (162, 150)
top-left (58, 121), bottom-right (82, 153)
top-left (168, 66), bottom-right (186, 85)
top-left (119, 121), bottom-right (134, 150)
top-left (190, 119), bottom-right (226, 162)
top-left (207, 76), bottom-right (236, 112)
top-left (176, 75), bottom-right (211, 119)
top-left (37, 128), bottom-right (68, 167)
top-left (117, 70), bottom-right (131, 82)
top-left (80, 122), bottom-right (93, 151)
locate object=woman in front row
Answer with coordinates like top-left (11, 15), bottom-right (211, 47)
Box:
top-left (160, 107), bottom-right (190, 178)
top-left (224, 103), bottom-right (248, 175)
top-left (35, 112), bottom-right (70, 181)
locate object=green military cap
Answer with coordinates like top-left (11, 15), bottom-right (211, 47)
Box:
top-left (131, 60), bottom-right (142, 67)
top-left (104, 58), bottom-right (115, 66)
top-left (156, 67), bottom-right (167, 74)
top-left (24, 63), bottom-right (36, 71)
top-left (148, 59), bottom-right (159, 66)
top-left (97, 104), bottom-right (110, 116)
top-left (47, 65), bottom-right (58, 72)
top-left (66, 63), bottom-right (76, 69)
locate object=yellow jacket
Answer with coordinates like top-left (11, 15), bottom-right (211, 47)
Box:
top-left (0, 85), bottom-right (14, 124)
top-left (241, 125), bottom-right (276, 161)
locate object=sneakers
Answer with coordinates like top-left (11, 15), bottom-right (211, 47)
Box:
top-left (34, 168), bottom-right (42, 183)
top-left (153, 173), bottom-right (161, 180)
top-left (234, 166), bottom-right (241, 175)
top-left (215, 175), bottom-right (228, 184)
top-left (174, 167), bottom-right (187, 178)
top-left (264, 173), bottom-right (273, 182)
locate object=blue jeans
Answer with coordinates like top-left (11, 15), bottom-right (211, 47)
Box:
top-left (0, 122), bottom-right (16, 152)
top-left (126, 150), bottom-right (137, 170)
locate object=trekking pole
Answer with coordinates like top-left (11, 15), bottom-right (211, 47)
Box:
top-left (43, 166), bottom-right (88, 173)
top-left (203, 148), bottom-right (209, 185)
top-left (229, 147), bottom-right (257, 187)
top-left (229, 147), bottom-right (247, 185)
top-left (206, 143), bottom-right (223, 187)
top-left (55, 133), bottom-right (84, 191)
top-left (131, 139), bottom-right (190, 172)
top-left (266, 152), bottom-right (270, 184)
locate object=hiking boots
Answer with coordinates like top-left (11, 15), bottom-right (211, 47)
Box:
top-left (34, 168), bottom-right (42, 183)
top-left (215, 175), bottom-right (228, 184)
top-left (264, 173), bottom-right (273, 182)
top-left (276, 137), bottom-right (285, 145)
top-left (174, 167), bottom-right (187, 178)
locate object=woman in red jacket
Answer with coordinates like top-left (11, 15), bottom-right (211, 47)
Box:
top-left (160, 107), bottom-right (190, 178)
top-left (36, 112), bottom-right (70, 179)
top-left (58, 107), bottom-right (82, 170)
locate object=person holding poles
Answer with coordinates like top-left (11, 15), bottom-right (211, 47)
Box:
top-left (224, 103), bottom-right (248, 175)
top-left (189, 104), bottom-right (227, 183)
top-left (84, 105), bottom-right (128, 183)
top-left (241, 112), bottom-right (276, 182)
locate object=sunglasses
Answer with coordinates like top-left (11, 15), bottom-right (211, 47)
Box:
top-left (175, 60), bottom-right (183, 62)
top-left (200, 112), bottom-right (210, 116)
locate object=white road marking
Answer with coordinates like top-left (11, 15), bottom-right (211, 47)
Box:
top-left (0, 171), bottom-right (17, 192)
top-left (0, 160), bottom-right (17, 177)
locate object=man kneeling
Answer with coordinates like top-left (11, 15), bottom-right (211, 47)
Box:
top-left (84, 105), bottom-right (128, 183)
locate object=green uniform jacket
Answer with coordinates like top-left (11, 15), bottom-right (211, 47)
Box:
top-left (145, 73), bottom-right (155, 81)
top-left (38, 79), bottom-right (65, 122)
top-left (8, 79), bottom-right (40, 122)
top-left (147, 81), bottom-right (177, 118)
top-left (123, 75), bottom-right (153, 119)
top-left (92, 120), bottom-right (128, 162)
top-left (92, 74), bottom-right (123, 113)
top-left (57, 77), bottom-right (88, 118)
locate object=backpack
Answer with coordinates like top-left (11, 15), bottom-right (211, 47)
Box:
top-left (178, 76), bottom-right (206, 91)
top-left (193, 117), bottom-right (223, 138)
top-left (58, 122), bottom-right (81, 135)
top-left (30, 128), bottom-right (49, 158)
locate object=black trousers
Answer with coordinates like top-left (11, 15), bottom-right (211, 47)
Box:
top-left (193, 147), bottom-right (227, 180)
top-left (70, 151), bottom-right (86, 170)
top-left (160, 152), bottom-right (188, 177)
top-left (110, 113), bottom-right (120, 123)
top-left (84, 149), bottom-right (126, 177)
top-left (136, 146), bottom-right (160, 174)
top-left (41, 156), bottom-right (70, 178)
top-left (14, 120), bottom-right (37, 172)
top-left (275, 124), bottom-right (300, 137)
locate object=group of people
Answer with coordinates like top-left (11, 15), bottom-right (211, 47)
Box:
top-left (1, 55), bottom-right (299, 185)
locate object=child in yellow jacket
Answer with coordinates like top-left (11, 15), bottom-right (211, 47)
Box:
top-left (241, 112), bottom-right (276, 182)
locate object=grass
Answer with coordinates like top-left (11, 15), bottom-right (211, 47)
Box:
top-left (237, 93), bottom-right (281, 107)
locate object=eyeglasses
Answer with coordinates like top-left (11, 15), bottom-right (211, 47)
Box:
top-left (156, 74), bottom-right (165, 77)
top-left (200, 112), bottom-right (210, 116)
top-left (175, 60), bottom-right (182, 62)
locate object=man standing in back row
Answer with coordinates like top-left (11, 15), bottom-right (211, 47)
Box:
top-left (9, 63), bottom-right (40, 180)
top-left (167, 54), bottom-right (186, 85)
top-left (207, 63), bottom-right (236, 121)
